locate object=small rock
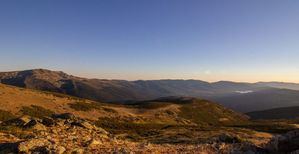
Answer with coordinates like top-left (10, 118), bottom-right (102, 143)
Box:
top-left (53, 113), bottom-right (76, 120)
top-left (42, 117), bottom-right (55, 126)
top-left (31, 146), bottom-right (51, 154)
top-left (119, 147), bottom-right (132, 154)
top-left (71, 121), bottom-right (108, 135)
top-left (72, 148), bottom-right (84, 154)
top-left (18, 138), bottom-right (51, 153)
top-left (217, 134), bottom-right (241, 143)
top-left (24, 119), bottom-right (47, 131)
top-left (87, 139), bottom-right (102, 147)
top-left (56, 120), bottom-right (65, 127)
top-left (54, 146), bottom-right (66, 154)
top-left (5, 115), bottom-right (32, 126)
top-left (82, 136), bottom-right (92, 142)
top-left (50, 129), bottom-right (58, 134)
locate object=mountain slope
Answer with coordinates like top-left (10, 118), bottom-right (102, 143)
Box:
top-left (0, 83), bottom-right (116, 121)
top-left (212, 88), bottom-right (299, 113)
top-left (130, 97), bottom-right (248, 126)
top-left (0, 84), bottom-right (294, 153)
top-left (247, 106), bottom-right (299, 120)
top-left (0, 83), bottom-right (248, 126)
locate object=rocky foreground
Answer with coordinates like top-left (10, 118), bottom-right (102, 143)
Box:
top-left (0, 113), bottom-right (298, 154)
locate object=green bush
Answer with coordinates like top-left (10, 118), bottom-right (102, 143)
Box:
top-left (69, 101), bottom-right (116, 113)
top-left (102, 107), bottom-right (117, 113)
top-left (20, 105), bottom-right (55, 118)
top-left (0, 109), bottom-right (16, 121)
top-left (232, 121), bottom-right (296, 134)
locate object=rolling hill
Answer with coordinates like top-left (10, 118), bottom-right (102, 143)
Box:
top-left (0, 83), bottom-right (247, 126)
top-left (247, 106), bottom-right (299, 120)
top-left (0, 82), bottom-right (296, 153)
top-left (130, 96), bottom-right (248, 126)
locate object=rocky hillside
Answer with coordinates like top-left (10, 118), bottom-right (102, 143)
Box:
top-left (0, 83), bottom-right (248, 127)
top-left (1, 83), bottom-right (299, 153)
top-left (1, 112), bottom-right (299, 153)
top-left (0, 113), bottom-right (269, 154)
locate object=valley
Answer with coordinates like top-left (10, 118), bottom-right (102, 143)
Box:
top-left (1, 70), bottom-right (299, 153)
top-left (3, 69), bottom-right (299, 114)
top-left (1, 81), bottom-right (299, 153)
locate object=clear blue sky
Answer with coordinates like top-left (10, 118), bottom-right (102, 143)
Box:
top-left (1, 0), bottom-right (299, 82)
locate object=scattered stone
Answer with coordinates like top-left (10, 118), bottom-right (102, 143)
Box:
top-left (71, 120), bottom-right (109, 135)
top-left (5, 115), bottom-right (32, 126)
top-left (72, 148), bottom-right (84, 154)
top-left (87, 139), bottom-right (102, 147)
top-left (56, 119), bottom-right (66, 127)
top-left (24, 119), bottom-right (47, 131)
top-left (71, 121), bottom-right (94, 129)
top-left (31, 146), bottom-right (51, 154)
top-left (54, 146), bottom-right (66, 154)
top-left (18, 138), bottom-right (51, 153)
top-left (217, 134), bottom-right (241, 143)
top-left (53, 113), bottom-right (76, 120)
top-left (42, 117), bottom-right (55, 126)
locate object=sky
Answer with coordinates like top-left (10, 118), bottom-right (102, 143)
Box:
top-left (0, 0), bottom-right (299, 82)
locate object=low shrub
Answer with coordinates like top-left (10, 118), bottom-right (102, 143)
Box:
top-left (20, 105), bottom-right (55, 118)
top-left (0, 109), bottom-right (16, 121)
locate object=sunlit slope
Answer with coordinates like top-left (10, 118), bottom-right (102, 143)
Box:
top-left (129, 97), bottom-right (249, 126)
top-left (0, 84), bottom-right (248, 126)
top-left (0, 83), bottom-right (117, 120)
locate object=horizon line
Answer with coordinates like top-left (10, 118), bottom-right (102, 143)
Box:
top-left (1, 68), bottom-right (299, 84)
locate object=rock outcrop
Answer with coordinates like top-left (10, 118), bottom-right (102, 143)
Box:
top-left (267, 129), bottom-right (299, 153)
top-left (0, 113), bottom-right (110, 153)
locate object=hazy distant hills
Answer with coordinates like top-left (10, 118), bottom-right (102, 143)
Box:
top-left (255, 82), bottom-right (299, 91)
top-left (212, 88), bottom-right (299, 113)
top-left (247, 106), bottom-right (299, 120)
top-left (2, 69), bottom-right (299, 114)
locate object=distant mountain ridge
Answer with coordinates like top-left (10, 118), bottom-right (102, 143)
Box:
top-left (2, 69), bottom-right (299, 114)
top-left (247, 106), bottom-right (299, 120)
top-left (0, 69), bottom-right (262, 102)
top-left (255, 82), bottom-right (299, 91)
top-left (212, 88), bottom-right (299, 113)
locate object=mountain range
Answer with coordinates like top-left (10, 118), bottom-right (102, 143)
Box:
top-left (1, 69), bottom-right (299, 114)
top-left (1, 69), bottom-right (299, 153)
top-left (1, 80), bottom-right (288, 153)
